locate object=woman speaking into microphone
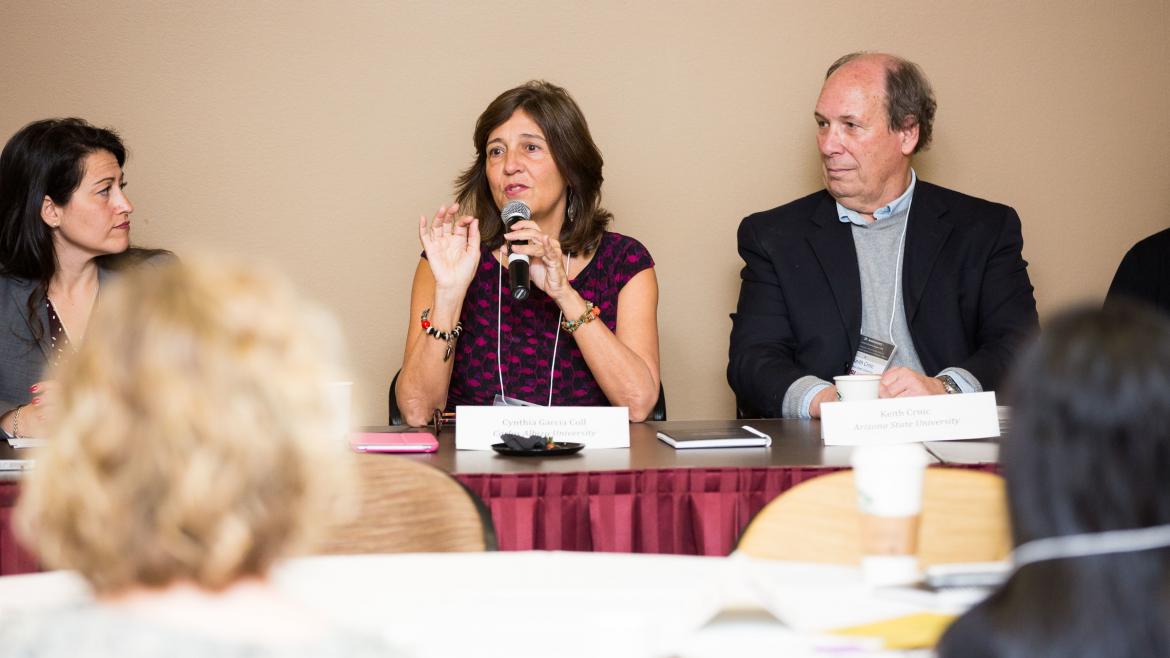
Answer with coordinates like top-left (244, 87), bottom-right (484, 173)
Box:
top-left (396, 81), bottom-right (660, 425)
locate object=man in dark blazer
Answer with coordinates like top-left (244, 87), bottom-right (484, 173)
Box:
top-left (728, 52), bottom-right (1038, 418)
top-left (1105, 227), bottom-right (1170, 315)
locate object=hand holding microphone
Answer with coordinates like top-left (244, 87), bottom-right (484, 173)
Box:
top-left (501, 201), bottom-right (571, 301)
top-left (501, 201), bottom-right (532, 300)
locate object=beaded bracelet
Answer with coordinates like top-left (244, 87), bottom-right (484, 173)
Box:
top-left (560, 301), bottom-right (600, 334)
top-left (421, 308), bottom-right (463, 361)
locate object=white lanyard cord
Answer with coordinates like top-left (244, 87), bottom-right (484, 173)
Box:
top-left (1012, 524), bottom-right (1170, 571)
top-left (887, 195), bottom-right (913, 345)
top-left (496, 247), bottom-right (569, 407)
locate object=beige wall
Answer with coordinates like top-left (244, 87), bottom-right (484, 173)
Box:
top-left (3, 1), bottom-right (1167, 424)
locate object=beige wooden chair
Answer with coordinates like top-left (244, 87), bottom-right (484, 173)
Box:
top-left (315, 455), bottom-right (496, 554)
top-left (736, 468), bottom-right (1010, 567)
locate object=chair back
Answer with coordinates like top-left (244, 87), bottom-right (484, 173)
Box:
top-left (316, 455), bottom-right (496, 554)
top-left (736, 468), bottom-right (1010, 567)
top-left (388, 370), bottom-right (404, 425)
top-left (735, 397), bottom-right (756, 420)
top-left (650, 382), bottom-right (667, 421)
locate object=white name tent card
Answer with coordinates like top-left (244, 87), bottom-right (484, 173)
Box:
top-left (821, 391), bottom-right (999, 446)
top-left (455, 405), bottom-right (630, 450)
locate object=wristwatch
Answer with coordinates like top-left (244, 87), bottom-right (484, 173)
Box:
top-left (936, 374), bottom-right (961, 394)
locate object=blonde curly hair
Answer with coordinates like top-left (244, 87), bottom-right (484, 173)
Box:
top-left (16, 256), bottom-right (353, 594)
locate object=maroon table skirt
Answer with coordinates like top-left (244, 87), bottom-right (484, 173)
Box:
top-left (2, 467), bottom-right (842, 575)
top-left (455, 466), bottom-right (846, 556)
top-left (2, 463), bottom-right (1000, 575)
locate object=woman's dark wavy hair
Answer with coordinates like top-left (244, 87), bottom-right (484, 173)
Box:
top-left (0, 118), bottom-right (164, 343)
top-left (937, 302), bottom-right (1170, 658)
top-left (454, 81), bottom-right (611, 255)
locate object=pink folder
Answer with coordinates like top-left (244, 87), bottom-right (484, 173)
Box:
top-left (349, 431), bottom-right (439, 453)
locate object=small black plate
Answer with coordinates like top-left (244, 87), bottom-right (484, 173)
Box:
top-left (491, 442), bottom-right (585, 457)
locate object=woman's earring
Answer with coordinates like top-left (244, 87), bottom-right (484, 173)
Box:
top-left (566, 188), bottom-right (577, 223)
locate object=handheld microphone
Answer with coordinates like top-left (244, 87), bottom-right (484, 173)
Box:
top-left (501, 200), bottom-right (531, 301)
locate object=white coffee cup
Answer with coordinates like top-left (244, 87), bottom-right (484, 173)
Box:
top-left (834, 374), bottom-right (881, 402)
top-left (324, 381), bottom-right (353, 440)
top-left (851, 443), bottom-right (929, 586)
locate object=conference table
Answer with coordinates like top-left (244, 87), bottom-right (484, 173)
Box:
top-left (0, 419), bottom-right (999, 576)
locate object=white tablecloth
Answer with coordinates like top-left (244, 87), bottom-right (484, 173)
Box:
top-left (0, 551), bottom-right (969, 657)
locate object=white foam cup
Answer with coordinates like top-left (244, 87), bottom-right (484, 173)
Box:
top-left (833, 374), bottom-right (881, 402)
top-left (851, 443), bottom-right (929, 586)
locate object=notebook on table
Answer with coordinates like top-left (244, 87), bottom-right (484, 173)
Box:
top-left (349, 431), bottom-right (439, 453)
top-left (656, 425), bottom-right (772, 449)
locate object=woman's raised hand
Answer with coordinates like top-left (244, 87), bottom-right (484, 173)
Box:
top-left (419, 203), bottom-right (480, 293)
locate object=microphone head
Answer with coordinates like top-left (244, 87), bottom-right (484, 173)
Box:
top-left (501, 200), bottom-right (531, 225)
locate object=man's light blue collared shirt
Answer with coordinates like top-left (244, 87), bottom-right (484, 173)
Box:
top-left (835, 170), bottom-right (917, 226)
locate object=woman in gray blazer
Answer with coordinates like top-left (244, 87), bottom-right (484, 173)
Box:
top-left (0, 118), bottom-right (164, 439)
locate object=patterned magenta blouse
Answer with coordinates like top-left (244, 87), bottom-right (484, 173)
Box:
top-left (441, 231), bottom-right (654, 410)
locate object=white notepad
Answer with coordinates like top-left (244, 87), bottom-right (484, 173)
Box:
top-left (656, 425), bottom-right (772, 449)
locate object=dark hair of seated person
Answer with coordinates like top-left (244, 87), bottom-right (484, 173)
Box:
top-left (936, 301), bottom-right (1170, 658)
